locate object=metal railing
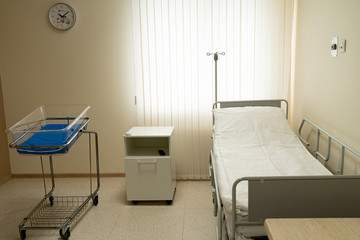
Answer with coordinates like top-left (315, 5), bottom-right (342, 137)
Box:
top-left (298, 118), bottom-right (360, 175)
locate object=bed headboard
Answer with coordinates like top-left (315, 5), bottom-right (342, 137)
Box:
top-left (213, 99), bottom-right (288, 119)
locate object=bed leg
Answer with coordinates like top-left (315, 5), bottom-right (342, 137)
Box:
top-left (210, 150), bottom-right (223, 239)
top-left (216, 203), bottom-right (223, 240)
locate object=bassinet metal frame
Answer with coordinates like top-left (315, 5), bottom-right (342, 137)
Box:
top-left (9, 118), bottom-right (100, 240)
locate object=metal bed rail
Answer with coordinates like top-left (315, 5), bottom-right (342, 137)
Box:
top-left (298, 118), bottom-right (360, 175)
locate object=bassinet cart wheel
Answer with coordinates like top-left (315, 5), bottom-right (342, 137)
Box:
top-left (59, 228), bottom-right (70, 240)
top-left (92, 194), bottom-right (99, 206)
top-left (49, 195), bottom-right (54, 206)
top-left (20, 230), bottom-right (26, 240)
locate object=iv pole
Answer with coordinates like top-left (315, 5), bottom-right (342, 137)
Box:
top-left (207, 51), bottom-right (225, 103)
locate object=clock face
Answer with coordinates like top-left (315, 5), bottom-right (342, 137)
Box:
top-left (49, 3), bottom-right (76, 30)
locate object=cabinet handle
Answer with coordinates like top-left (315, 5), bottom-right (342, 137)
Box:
top-left (137, 159), bottom-right (157, 164)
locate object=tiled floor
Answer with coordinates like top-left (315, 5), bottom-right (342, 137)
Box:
top-left (0, 178), bottom-right (217, 240)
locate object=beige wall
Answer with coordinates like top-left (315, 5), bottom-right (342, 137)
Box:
top-left (2, 0), bottom-right (360, 176)
top-left (0, 74), bottom-right (11, 183)
top-left (292, 0), bottom-right (360, 174)
top-left (0, 0), bottom-right (137, 174)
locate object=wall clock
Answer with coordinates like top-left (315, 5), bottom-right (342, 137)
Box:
top-left (49, 3), bottom-right (76, 30)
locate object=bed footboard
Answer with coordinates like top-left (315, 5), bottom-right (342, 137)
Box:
top-left (231, 175), bottom-right (360, 238)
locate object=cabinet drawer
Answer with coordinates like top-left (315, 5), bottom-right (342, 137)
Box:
top-left (125, 157), bottom-right (172, 200)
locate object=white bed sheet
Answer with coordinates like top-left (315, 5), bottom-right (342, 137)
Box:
top-left (212, 107), bottom-right (332, 238)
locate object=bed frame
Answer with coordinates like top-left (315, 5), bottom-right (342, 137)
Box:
top-left (209, 99), bottom-right (360, 240)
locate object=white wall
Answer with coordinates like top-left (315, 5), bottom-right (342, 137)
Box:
top-left (292, 0), bottom-right (360, 174)
top-left (0, 0), bottom-right (137, 174)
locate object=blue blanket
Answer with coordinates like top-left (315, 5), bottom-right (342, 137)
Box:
top-left (18, 124), bottom-right (83, 155)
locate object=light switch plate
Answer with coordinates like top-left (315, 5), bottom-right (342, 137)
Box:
top-left (339, 39), bottom-right (346, 53)
top-left (331, 37), bottom-right (338, 57)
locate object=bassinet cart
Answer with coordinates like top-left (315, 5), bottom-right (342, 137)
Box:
top-left (7, 105), bottom-right (100, 240)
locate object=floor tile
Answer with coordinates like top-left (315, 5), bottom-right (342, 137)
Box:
top-left (70, 208), bottom-right (122, 240)
top-left (109, 207), bottom-right (184, 240)
top-left (185, 181), bottom-right (214, 209)
top-left (183, 208), bottom-right (217, 240)
top-left (0, 178), bottom-right (216, 240)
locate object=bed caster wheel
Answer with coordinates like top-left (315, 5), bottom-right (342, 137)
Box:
top-left (166, 200), bottom-right (172, 205)
top-left (92, 194), bottom-right (99, 206)
top-left (59, 228), bottom-right (70, 240)
top-left (20, 230), bottom-right (26, 240)
top-left (132, 201), bottom-right (138, 204)
top-left (49, 195), bottom-right (54, 206)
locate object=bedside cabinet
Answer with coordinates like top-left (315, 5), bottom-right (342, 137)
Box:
top-left (124, 126), bottom-right (176, 204)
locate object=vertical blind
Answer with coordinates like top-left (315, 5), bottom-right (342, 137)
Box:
top-left (132, 0), bottom-right (295, 179)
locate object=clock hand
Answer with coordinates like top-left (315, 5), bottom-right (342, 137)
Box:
top-left (63, 11), bottom-right (69, 17)
top-left (58, 13), bottom-right (63, 18)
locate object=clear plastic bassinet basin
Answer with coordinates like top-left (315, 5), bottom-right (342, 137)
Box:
top-left (7, 104), bottom-right (90, 155)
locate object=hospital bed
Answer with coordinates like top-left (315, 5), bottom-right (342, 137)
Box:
top-left (7, 105), bottom-right (100, 240)
top-left (209, 99), bottom-right (360, 240)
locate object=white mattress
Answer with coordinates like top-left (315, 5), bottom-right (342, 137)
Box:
top-left (212, 106), bottom-right (332, 238)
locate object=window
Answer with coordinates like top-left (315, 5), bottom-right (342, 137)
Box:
top-left (132, 0), bottom-right (295, 179)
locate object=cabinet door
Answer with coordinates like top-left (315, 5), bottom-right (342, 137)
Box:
top-left (125, 157), bottom-right (172, 200)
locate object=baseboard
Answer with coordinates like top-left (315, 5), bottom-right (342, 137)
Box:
top-left (12, 173), bottom-right (126, 178)
top-left (9, 173), bottom-right (210, 180)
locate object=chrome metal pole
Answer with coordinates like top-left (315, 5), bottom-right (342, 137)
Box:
top-left (207, 51), bottom-right (225, 103)
top-left (40, 156), bottom-right (47, 196)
